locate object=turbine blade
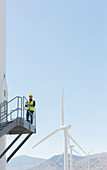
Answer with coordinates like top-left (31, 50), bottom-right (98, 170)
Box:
top-left (69, 134), bottom-right (87, 156)
top-left (72, 148), bottom-right (81, 156)
top-left (68, 137), bottom-right (81, 156)
top-left (62, 88), bottom-right (64, 126)
top-left (33, 128), bottom-right (62, 149)
top-left (88, 149), bottom-right (94, 155)
top-left (57, 152), bottom-right (64, 163)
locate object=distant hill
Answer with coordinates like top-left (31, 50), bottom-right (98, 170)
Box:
top-left (7, 152), bottom-right (107, 170)
top-left (7, 155), bottom-right (46, 170)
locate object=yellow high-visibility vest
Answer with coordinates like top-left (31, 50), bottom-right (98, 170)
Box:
top-left (27, 100), bottom-right (34, 111)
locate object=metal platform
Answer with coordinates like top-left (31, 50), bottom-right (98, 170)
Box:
top-left (0, 117), bottom-right (36, 137)
top-left (8, 117), bottom-right (36, 134)
top-left (0, 96), bottom-right (36, 136)
top-left (0, 96), bottom-right (36, 162)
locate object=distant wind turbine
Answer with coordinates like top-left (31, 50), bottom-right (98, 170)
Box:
top-left (33, 88), bottom-right (87, 170)
top-left (56, 143), bottom-right (81, 170)
top-left (87, 149), bottom-right (94, 170)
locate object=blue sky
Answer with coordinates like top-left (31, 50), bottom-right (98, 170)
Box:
top-left (6, 0), bottom-right (107, 159)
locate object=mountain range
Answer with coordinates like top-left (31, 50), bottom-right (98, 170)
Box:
top-left (7, 152), bottom-right (107, 170)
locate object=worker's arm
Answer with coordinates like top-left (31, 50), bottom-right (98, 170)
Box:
top-left (25, 101), bottom-right (28, 107)
top-left (33, 101), bottom-right (35, 107)
top-left (29, 101), bottom-right (35, 107)
top-left (25, 100), bottom-right (35, 107)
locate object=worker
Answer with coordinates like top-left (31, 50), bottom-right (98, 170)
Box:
top-left (25, 94), bottom-right (35, 124)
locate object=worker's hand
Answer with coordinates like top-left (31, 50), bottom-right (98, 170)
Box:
top-left (26, 102), bottom-right (28, 106)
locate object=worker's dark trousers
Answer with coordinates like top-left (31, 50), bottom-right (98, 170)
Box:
top-left (26, 111), bottom-right (34, 124)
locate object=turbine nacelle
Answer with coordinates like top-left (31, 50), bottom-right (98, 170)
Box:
top-left (61, 125), bottom-right (71, 130)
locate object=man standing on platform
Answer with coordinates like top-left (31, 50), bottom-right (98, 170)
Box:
top-left (25, 94), bottom-right (35, 124)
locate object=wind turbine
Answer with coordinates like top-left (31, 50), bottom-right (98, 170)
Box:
top-left (56, 144), bottom-right (81, 170)
top-left (69, 134), bottom-right (87, 170)
top-left (33, 88), bottom-right (71, 170)
top-left (33, 89), bottom-right (87, 170)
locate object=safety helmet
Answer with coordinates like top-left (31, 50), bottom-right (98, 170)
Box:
top-left (29, 94), bottom-right (33, 97)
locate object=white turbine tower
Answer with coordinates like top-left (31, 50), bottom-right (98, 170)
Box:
top-left (33, 88), bottom-right (71, 170)
top-left (0, 0), bottom-right (8, 169)
top-left (62, 88), bottom-right (70, 170)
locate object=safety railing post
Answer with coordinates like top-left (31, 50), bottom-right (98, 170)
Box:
top-left (6, 101), bottom-right (8, 123)
top-left (10, 111), bottom-right (12, 121)
top-left (18, 97), bottom-right (19, 117)
top-left (0, 104), bottom-right (1, 123)
top-left (23, 97), bottom-right (24, 119)
top-left (17, 97), bottom-right (19, 118)
top-left (21, 97), bottom-right (22, 118)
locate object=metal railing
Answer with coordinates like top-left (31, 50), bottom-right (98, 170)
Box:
top-left (0, 96), bottom-right (36, 127)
